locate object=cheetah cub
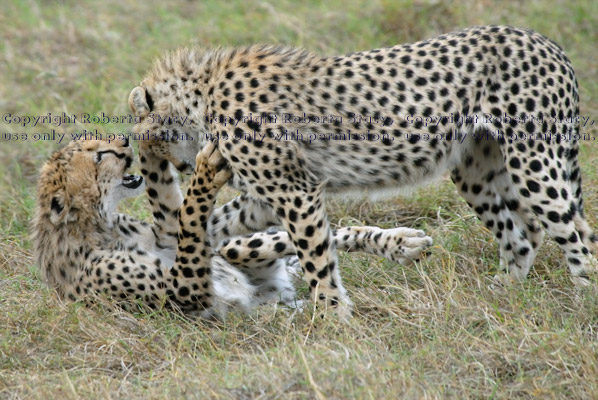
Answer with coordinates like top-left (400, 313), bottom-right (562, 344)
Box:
top-left (32, 138), bottom-right (432, 315)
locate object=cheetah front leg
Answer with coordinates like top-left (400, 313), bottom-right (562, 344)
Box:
top-left (169, 142), bottom-right (232, 315)
top-left (217, 226), bottom-right (433, 268)
top-left (217, 136), bottom-right (354, 316)
top-left (138, 147), bottom-right (183, 247)
top-left (272, 181), bottom-right (351, 317)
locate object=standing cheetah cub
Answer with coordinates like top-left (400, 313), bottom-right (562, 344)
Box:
top-left (129, 25), bottom-right (597, 315)
top-left (32, 138), bottom-right (431, 314)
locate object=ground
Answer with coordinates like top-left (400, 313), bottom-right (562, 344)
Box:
top-left (2, 0), bottom-right (598, 398)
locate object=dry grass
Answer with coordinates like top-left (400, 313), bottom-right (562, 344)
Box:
top-left (2, 0), bottom-right (598, 398)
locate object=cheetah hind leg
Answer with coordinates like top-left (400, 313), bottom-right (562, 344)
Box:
top-left (216, 226), bottom-right (433, 270)
top-left (451, 139), bottom-right (544, 286)
top-left (332, 226), bottom-right (433, 265)
top-left (216, 225), bottom-right (432, 311)
top-left (569, 157), bottom-right (598, 277)
top-left (502, 133), bottom-right (598, 286)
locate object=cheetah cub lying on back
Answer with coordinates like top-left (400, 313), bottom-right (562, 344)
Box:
top-left (32, 138), bottom-right (432, 315)
top-left (129, 25), bottom-right (598, 316)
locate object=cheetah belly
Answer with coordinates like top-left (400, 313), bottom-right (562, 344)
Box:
top-left (299, 134), bottom-right (470, 198)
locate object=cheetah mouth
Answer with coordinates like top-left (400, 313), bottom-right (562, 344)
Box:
top-left (122, 174), bottom-right (143, 189)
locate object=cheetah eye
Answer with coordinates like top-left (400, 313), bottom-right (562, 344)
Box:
top-left (96, 150), bottom-right (127, 163)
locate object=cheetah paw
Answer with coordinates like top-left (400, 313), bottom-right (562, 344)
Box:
top-left (311, 291), bottom-right (353, 321)
top-left (332, 293), bottom-right (354, 320)
top-left (195, 142), bottom-right (232, 190)
top-left (383, 227), bottom-right (433, 265)
top-left (488, 273), bottom-right (513, 292)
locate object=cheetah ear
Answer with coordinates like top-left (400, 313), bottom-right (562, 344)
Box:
top-left (128, 86), bottom-right (153, 117)
top-left (49, 193), bottom-right (66, 225)
top-left (49, 189), bottom-right (79, 225)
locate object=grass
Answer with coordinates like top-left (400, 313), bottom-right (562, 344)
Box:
top-left (2, 0), bottom-right (598, 398)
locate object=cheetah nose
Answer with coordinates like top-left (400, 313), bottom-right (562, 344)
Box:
top-left (123, 137), bottom-right (130, 147)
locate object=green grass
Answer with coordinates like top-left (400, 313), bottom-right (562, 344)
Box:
top-left (2, 0), bottom-right (598, 398)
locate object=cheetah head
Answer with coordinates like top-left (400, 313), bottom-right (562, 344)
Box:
top-left (129, 84), bottom-right (207, 175)
top-left (36, 138), bottom-right (144, 226)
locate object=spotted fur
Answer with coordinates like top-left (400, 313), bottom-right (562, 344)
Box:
top-left (33, 139), bottom-right (431, 315)
top-left (129, 25), bottom-right (598, 315)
